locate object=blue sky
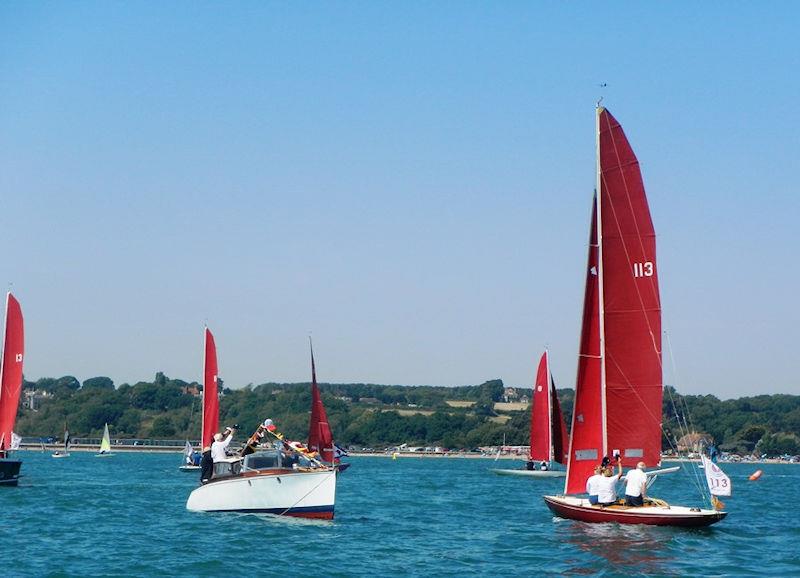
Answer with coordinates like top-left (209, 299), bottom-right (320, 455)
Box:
top-left (1, 2), bottom-right (797, 398)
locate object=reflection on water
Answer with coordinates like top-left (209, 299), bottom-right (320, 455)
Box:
top-left (559, 521), bottom-right (677, 576)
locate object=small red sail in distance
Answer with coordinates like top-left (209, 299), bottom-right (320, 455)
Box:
top-left (530, 350), bottom-right (569, 465)
top-left (201, 328), bottom-right (219, 449)
top-left (564, 107), bottom-right (663, 495)
top-left (0, 293), bottom-right (24, 452)
top-left (307, 340), bottom-right (334, 464)
top-left (529, 352), bottom-right (552, 462)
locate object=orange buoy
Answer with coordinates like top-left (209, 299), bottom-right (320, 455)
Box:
top-left (749, 469), bottom-right (763, 481)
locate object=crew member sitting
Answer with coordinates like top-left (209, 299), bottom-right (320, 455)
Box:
top-left (539, 461), bottom-right (549, 471)
top-left (586, 465), bottom-right (604, 505)
top-left (595, 456), bottom-right (623, 506)
top-left (622, 461), bottom-right (648, 506)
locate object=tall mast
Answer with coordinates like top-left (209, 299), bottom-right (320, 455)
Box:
top-left (596, 105), bottom-right (608, 459)
top-left (546, 348), bottom-right (554, 464)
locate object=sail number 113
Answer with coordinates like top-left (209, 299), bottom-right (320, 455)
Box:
top-left (633, 262), bottom-right (654, 277)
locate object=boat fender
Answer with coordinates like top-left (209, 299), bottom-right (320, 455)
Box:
top-left (277, 477), bottom-right (281, 484)
top-left (749, 469), bottom-right (763, 481)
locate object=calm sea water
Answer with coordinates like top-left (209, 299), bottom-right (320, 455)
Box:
top-left (3, 452), bottom-right (798, 577)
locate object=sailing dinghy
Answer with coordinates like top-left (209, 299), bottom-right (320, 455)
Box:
top-left (95, 423), bottom-right (114, 457)
top-left (543, 107), bottom-right (724, 527)
top-left (186, 329), bottom-right (337, 518)
top-left (52, 426), bottom-right (71, 458)
top-left (0, 293), bottom-right (24, 487)
top-left (492, 350), bottom-right (567, 478)
top-left (179, 440), bottom-right (200, 472)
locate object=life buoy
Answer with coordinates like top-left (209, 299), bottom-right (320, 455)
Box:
top-left (749, 469), bottom-right (763, 481)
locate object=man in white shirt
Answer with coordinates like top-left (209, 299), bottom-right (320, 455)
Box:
top-left (585, 466), bottom-right (604, 505)
top-left (622, 461), bottom-right (648, 506)
top-left (211, 427), bottom-right (237, 463)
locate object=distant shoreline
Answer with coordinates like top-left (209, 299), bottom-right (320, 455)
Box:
top-left (19, 445), bottom-right (796, 465)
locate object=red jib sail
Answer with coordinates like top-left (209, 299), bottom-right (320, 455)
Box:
top-left (565, 107), bottom-right (663, 494)
top-left (531, 351), bottom-right (569, 465)
top-left (0, 293), bottom-right (24, 452)
top-left (201, 328), bottom-right (219, 448)
top-left (307, 342), bottom-right (334, 463)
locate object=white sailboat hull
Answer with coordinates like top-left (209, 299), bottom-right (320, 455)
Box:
top-left (186, 469), bottom-right (336, 519)
top-left (491, 468), bottom-right (566, 478)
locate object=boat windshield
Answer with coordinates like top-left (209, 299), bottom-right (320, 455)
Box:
top-left (243, 450), bottom-right (319, 471)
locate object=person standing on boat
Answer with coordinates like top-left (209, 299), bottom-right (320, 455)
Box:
top-left (595, 458), bottom-right (623, 506)
top-left (622, 461), bottom-right (648, 506)
top-left (586, 465), bottom-right (604, 505)
top-left (200, 445), bottom-right (213, 484)
top-left (211, 426), bottom-right (237, 463)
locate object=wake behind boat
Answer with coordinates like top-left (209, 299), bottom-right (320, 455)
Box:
top-left (543, 107), bottom-right (725, 527)
top-left (492, 350), bottom-right (567, 478)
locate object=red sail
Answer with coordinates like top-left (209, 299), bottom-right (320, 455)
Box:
top-left (308, 343), bottom-right (334, 463)
top-left (598, 107), bottom-right (662, 469)
top-left (201, 328), bottom-right (219, 448)
top-left (529, 352), bottom-right (551, 461)
top-left (551, 379), bottom-right (569, 465)
top-left (0, 293), bottom-right (24, 452)
top-left (565, 196), bottom-right (604, 494)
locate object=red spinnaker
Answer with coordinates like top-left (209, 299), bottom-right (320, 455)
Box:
top-left (201, 328), bottom-right (219, 448)
top-left (565, 195), bottom-right (604, 494)
top-left (308, 343), bottom-right (334, 463)
top-left (0, 293), bottom-right (24, 452)
top-left (598, 108), bottom-right (662, 469)
top-left (529, 352), bottom-right (551, 462)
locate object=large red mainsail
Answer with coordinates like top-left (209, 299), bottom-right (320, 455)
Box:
top-left (201, 328), bottom-right (219, 448)
top-left (599, 108), bottom-right (662, 469)
top-left (564, 107), bottom-right (663, 494)
top-left (0, 293), bottom-right (24, 453)
top-left (307, 342), bottom-right (334, 464)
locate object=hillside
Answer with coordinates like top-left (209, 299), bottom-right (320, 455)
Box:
top-left (15, 374), bottom-right (800, 456)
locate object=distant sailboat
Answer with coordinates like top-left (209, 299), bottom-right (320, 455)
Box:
top-left (179, 439), bottom-right (200, 472)
top-left (0, 292), bottom-right (25, 487)
top-left (96, 423), bottom-right (113, 457)
top-left (52, 425), bottom-right (71, 458)
top-left (492, 350), bottom-right (568, 478)
top-left (543, 106), bottom-right (721, 526)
